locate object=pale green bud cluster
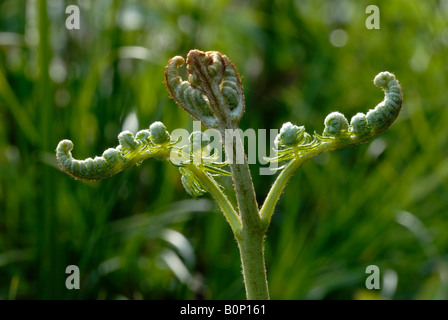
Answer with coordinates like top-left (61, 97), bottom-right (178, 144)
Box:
top-left (118, 131), bottom-right (140, 153)
top-left (323, 112), bottom-right (349, 137)
top-left (149, 121), bottom-right (171, 145)
top-left (350, 113), bottom-right (370, 135)
top-left (275, 122), bottom-right (307, 147)
top-left (179, 167), bottom-right (207, 199)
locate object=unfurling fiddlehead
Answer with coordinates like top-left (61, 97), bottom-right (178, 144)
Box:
top-left (325, 71), bottom-right (402, 138)
top-left (261, 71), bottom-right (403, 226)
top-left (267, 71), bottom-right (402, 164)
top-left (56, 121), bottom-right (175, 181)
top-left (165, 50), bottom-right (244, 131)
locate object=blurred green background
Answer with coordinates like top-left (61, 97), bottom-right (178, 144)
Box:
top-left (1, 0), bottom-right (447, 300)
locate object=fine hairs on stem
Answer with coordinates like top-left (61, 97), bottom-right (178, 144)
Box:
top-left (56, 50), bottom-right (402, 299)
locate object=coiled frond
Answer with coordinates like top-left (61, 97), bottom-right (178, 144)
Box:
top-left (179, 167), bottom-right (208, 199)
top-left (266, 71), bottom-right (403, 165)
top-left (56, 121), bottom-right (175, 181)
top-left (165, 50), bottom-right (244, 131)
top-left (165, 55), bottom-right (218, 129)
top-left (323, 112), bottom-right (349, 137)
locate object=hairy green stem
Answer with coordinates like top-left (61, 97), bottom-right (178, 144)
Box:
top-left (224, 130), bottom-right (270, 300)
top-left (190, 159), bottom-right (270, 300)
top-left (237, 228), bottom-right (269, 300)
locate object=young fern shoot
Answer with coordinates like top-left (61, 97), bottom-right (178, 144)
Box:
top-left (56, 122), bottom-right (173, 180)
top-left (56, 50), bottom-right (402, 300)
top-left (261, 71), bottom-right (402, 226)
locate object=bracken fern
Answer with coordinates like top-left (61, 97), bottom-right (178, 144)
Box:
top-left (56, 50), bottom-right (402, 300)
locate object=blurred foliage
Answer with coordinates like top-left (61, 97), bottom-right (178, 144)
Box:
top-left (0, 0), bottom-right (448, 300)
